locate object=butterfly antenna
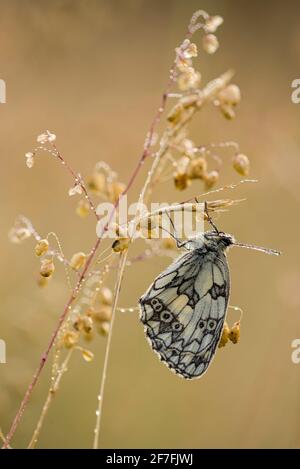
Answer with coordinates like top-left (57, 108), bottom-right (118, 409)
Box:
top-left (233, 242), bottom-right (281, 256)
top-left (203, 200), bottom-right (219, 233)
top-left (159, 211), bottom-right (187, 248)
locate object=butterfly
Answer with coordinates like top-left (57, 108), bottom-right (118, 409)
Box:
top-left (139, 206), bottom-right (280, 380)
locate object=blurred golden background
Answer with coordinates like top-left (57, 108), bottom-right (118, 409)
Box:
top-left (1, 0), bottom-right (300, 449)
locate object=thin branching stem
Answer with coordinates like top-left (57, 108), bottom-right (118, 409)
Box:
top-left (27, 349), bottom-right (74, 449)
top-left (3, 34), bottom-right (177, 449)
top-left (4, 11), bottom-right (237, 449)
top-left (93, 251), bottom-right (128, 449)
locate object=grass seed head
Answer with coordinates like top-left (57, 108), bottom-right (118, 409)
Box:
top-left (63, 331), bottom-right (79, 349)
top-left (229, 321), bottom-right (241, 344)
top-left (232, 153), bottom-right (250, 176)
top-left (40, 258), bottom-right (55, 278)
top-left (35, 239), bottom-right (49, 257)
top-left (98, 287), bottom-right (113, 306)
top-left (97, 321), bottom-right (110, 336)
top-left (202, 34), bottom-right (219, 54)
top-left (112, 237), bottom-right (130, 253)
top-left (218, 322), bottom-right (230, 348)
top-left (188, 157), bottom-right (207, 179)
top-left (70, 252), bottom-right (86, 271)
top-left (204, 170), bottom-right (219, 189)
top-left (218, 84), bottom-right (241, 106)
top-left (92, 306), bottom-right (112, 323)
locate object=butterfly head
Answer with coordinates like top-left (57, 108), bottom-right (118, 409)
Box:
top-left (204, 230), bottom-right (236, 251)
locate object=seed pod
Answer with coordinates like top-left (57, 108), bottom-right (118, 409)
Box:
top-left (99, 287), bottom-right (113, 306)
top-left (181, 94), bottom-right (198, 108)
top-left (63, 331), bottom-right (79, 349)
top-left (73, 315), bottom-right (84, 332)
top-left (76, 199), bottom-right (90, 218)
top-left (35, 239), bottom-right (49, 257)
top-left (183, 41), bottom-right (198, 59)
top-left (202, 34), bottom-right (219, 54)
top-left (206, 15), bottom-right (223, 33)
top-left (88, 172), bottom-right (106, 194)
top-left (204, 170), bottom-right (219, 189)
top-left (218, 84), bottom-right (241, 106)
top-left (97, 321), bottom-right (110, 336)
top-left (178, 70), bottom-right (201, 91)
top-left (70, 252), bottom-right (86, 271)
top-left (220, 103), bottom-right (236, 120)
top-left (229, 321), bottom-right (241, 344)
top-left (40, 258), bottom-right (55, 278)
top-left (167, 103), bottom-right (184, 124)
top-left (218, 322), bottom-right (230, 348)
top-left (82, 315), bottom-right (93, 334)
top-left (233, 153), bottom-right (250, 176)
top-left (93, 306), bottom-right (112, 323)
top-left (174, 172), bottom-right (190, 191)
top-left (25, 152), bottom-right (34, 169)
top-left (188, 157), bottom-right (207, 179)
top-left (112, 237), bottom-right (130, 253)
top-left (80, 348), bottom-right (94, 362)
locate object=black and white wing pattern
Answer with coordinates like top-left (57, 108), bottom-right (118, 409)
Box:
top-left (139, 248), bottom-right (230, 379)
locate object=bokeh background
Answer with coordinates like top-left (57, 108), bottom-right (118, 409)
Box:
top-left (1, 0), bottom-right (300, 449)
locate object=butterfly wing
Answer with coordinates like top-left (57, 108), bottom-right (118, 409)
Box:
top-left (139, 249), bottom-right (230, 379)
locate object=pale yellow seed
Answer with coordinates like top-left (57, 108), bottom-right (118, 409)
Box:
top-left (40, 258), bottom-right (55, 278)
top-left (63, 331), bottom-right (79, 349)
top-left (35, 239), bottom-right (49, 257)
top-left (218, 84), bottom-right (241, 106)
top-left (188, 157), bottom-right (207, 179)
top-left (93, 306), bottom-right (112, 323)
top-left (70, 252), bottom-right (86, 271)
top-left (73, 315), bottom-right (84, 331)
top-left (229, 321), bottom-right (241, 344)
top-left (218, 322), bottom-right (230, 348)
top-left (174, 172), bottom-right (191, 191)
top-left (80, 348), bottom-right (94, 362)
top-left (98, 321), bottom-right (110, 336)
top-left (202, 34), bottom-right (219, 54)
top-left (112, 237), bottom-right (130, 253)
top-left (220, 103), bottom-right (236, 120)
top-left (99, 287), bottom-right (113, 306)
top-left (167, 103), bottom-right (184, 124)
top-left (233, 153), bottom-right (250, 176)
top-left (82, 315), bottom-right (93, 334)
top-left (204, 170), bottom-right (219, 189)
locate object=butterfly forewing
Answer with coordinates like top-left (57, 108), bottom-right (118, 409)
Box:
top-left (139, 247), bottom-right (230, 379)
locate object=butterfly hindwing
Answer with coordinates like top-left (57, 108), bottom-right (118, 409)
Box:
top-left (139, 248), bottom-right (230, 379)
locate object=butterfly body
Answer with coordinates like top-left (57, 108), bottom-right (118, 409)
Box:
top-left (139, 231), bottom-right (234, 379)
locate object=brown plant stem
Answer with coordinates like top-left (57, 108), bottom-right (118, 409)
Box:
top-left (2, 41), bottom-right (177, 450)
top-left (3, 17), bottom-right (233, 448)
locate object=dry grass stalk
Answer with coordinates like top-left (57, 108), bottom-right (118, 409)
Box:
top-left (5, 9), bottom-right (250, 449)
